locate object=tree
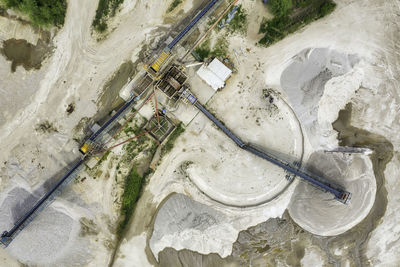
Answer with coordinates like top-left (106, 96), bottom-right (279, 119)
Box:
top-left (268, 0), bottom-right (292, 17)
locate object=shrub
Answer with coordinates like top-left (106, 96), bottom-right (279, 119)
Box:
top-left (1, 0), bottom-right (67, 26)
top-left (194, 40), bottom-right (211, 62)
top-left (167, 0), bottom-right (182, 13)
top-left (92, 0), bottom-right (124, 33)
top-left (259, 0), bottom-right (336, 47)
top-left (117, 167), bottom-right (143, 236)
top-left (268, 0), bottom-right (292, 17)
top-left (319, 1), bottom-right (336, 17)
top-left (161, 123), bottom-right (185, 155)
top-left (225, 4), bottom-right (248, 34)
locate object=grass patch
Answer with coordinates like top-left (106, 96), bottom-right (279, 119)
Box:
top-left (97, 150), bottom-right (111, 166)
top-left (167, 0), bottom-right (182, 13)
top-left (210, 37), bottom-right (229, 58)
top-left (123, 136), bottom-right (147, 159)
top-left (259, 0), bottom-right (336, 46)
top-left (116, 140), bottom-right (158, 237)
top-left (117, 167), bottom-right (143, 237)
top-left (92, 0), bottom-right (124, 33)
top-left (193, 40), bottom-right (211, 62)
top-left (221, 4), bottom-right (248, 34)
top-left (1, 0), bottom-right (67, 27)
top-left (268, 0), bottom-right (293, 17)
top-left (161, 123), bottom-right (185, 155)
top-left (193, 37), bottom-right (229, 62)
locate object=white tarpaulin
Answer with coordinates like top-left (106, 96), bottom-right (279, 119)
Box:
top-left (197, 58), bottom-right (232, 91)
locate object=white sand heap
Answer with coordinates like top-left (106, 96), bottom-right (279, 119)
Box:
top-left (150, 194), bottom-right (237, 259)
top-left (0, 186), bottom-right (91, 266)
top-left (183, 81), bottom-right (303, 207)
top-left (280, 48), bottom-right (361, 149)
top-left (288, 151), bottom-right (376, 236)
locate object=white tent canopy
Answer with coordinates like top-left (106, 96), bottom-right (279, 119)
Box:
top-left (197, 58), bottom-right (232, 91)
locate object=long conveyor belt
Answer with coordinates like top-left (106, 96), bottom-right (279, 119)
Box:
top-left (1, 93), bottom-right (143, 247)
top-left (0, 0), bottom-right (227, 248)
top-left (89, 95), bottom-right (138, 141)
top-left (167, 0), bottom-right (220, 50)
top-left (194, 101), bottom-right (245, 147)
top-left (190, 93), bottom-right (351, 204)
top-left (1, 159), bottom-right (85, 246)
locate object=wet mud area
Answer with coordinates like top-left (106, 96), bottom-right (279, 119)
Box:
top-left (94, 61), bottom-right (136, 124)
top-left (159, 247), bottom-right (239, 267)
top-left (1, 37), bottom-right (53, 72)
top-left (323, 102), bottom-right (393, 266)
top-left (231, 212), bottom-right (310, 266)
top-left (73, 60), bottom-right (138, 142)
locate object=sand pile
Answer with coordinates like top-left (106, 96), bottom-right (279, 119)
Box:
top-left (150, 194), bottom-right (237, 259)
top-left (182, 79), bottom-right (303, 207)
top-left (288, 151), bottom-right (376, 236)
top-left (182, 132), bottom-right (291, 207)
top-left (0, 185), bottom-right (91, 266)
top-left (280, 48), bottom-right (360, 149)
top-left (280, 47), bottom-right (376, 236)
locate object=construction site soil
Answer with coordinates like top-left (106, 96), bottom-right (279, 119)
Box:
top-left (1, 0), bottom-right (400, 266)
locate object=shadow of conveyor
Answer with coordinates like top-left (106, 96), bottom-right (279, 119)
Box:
top-left (248, 141), bottom-right (349, 193)
top-left (1, 158), bottom-right (83, 245)
top-left (247, 142), bottom-right (303, 181)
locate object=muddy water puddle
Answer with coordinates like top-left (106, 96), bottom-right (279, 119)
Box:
top-left (1, 38), bottom-right (52, 72)
top-left (94, 61), bottom-right (136, 124)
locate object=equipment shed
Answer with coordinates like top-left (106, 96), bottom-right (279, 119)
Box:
top-left (197, 58), bottom-right (232, 91)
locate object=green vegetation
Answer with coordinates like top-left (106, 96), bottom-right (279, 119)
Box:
top-left (120, 116), bottom-right (147, 138)
top-left (193, 37), bottom-right (229, 61)
top-left (167, 0), bottom-right (182, 13)
top-left (211, 37), bottom-right (229, 58)
top-left (123, 135), bottom-right (148, 159)
top-left (223, 4), bottom-right (248, 34)
top-left (268, 0), bottom-right (292, 17)
top-left (161, 123), bottom-right (185, 155)
top-left (1, 0), bottom-right (67, 26)
top-left (194, 40), bottom-right (211, 62)
top-left (259, 0), bottom-right (336, 46)
top-left (97, 150), bottom-right (111, 166)
top-left (117, 167), bottom-right (143, 236)
top-left (123, 122), bottom-right (143, 136)
top-left (92, 0), bottom-right (124, 32)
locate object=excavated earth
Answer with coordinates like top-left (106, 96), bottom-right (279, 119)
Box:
top-left (0, 0), bottom-right (400, 266)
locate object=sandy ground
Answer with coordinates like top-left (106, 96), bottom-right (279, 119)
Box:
top-left (289, 151), bottom-right (376, 236)
top-left (117, 0), bottom-right (400, 265)
top-left (0, 0), bottom-right (173, 265)
top-left (1, 0), bottom-right (400, 266)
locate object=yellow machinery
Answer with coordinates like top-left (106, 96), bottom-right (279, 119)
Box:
top-left (150, 51), bottom-right (170, 72)
top-left (79, 143), bottom-right (90, 154)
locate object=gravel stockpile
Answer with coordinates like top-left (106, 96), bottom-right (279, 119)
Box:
top-left (288, 151), bottom-right (376, 236)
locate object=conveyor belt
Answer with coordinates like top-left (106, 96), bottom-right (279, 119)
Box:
top-left (1, 90), bottom-right (144, 247)
top-left (1, 159), bottom-right (85, 247)
top-left (195, 101), bottom-right (245, 147)
top-left (0, 0), bottom-right (222, 247)
top-left (168, 0), bottom-right (220, 49)
top-left (243, 145), bottom-right (343, 197)
top-left (185, 91), bottom-right (351, 204)
top-left (89, 96), bottom-right (137, 141)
